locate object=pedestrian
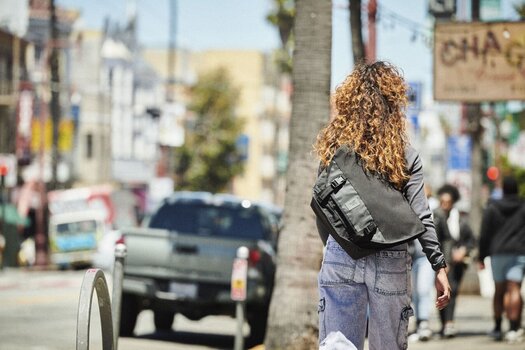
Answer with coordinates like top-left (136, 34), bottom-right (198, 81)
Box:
top-left (478, 175), bottom-right (525, 343)
top-left (408, 184), bottom-right (440, 342)
top-left (433, 183), bottom-right (476, 338)
top-left (313, 61), bottom-right (451, 350)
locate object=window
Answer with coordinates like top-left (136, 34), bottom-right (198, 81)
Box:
top-left (86, 133), bottom-right (93, 159)
top-left (149, 203), bottom-right (266, 240)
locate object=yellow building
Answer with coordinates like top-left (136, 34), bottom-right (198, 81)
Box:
top-left (142, 48), bottom-right (290, 204)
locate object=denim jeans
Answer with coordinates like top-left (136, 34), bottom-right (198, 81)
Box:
top-left (411, 255), bottom-right (434, 322)
top-left (318, 236), bottom-right (413, 350)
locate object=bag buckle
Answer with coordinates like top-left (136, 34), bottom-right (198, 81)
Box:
top-left (331, 176), bottom-right (346, 189)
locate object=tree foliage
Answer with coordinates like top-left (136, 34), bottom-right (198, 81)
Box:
top-left (174, 68), bottom-right (245, 193)
top-left (515, 3), bottom-right (525, 19)
top-left (267, 0), bottom-right (295, 73)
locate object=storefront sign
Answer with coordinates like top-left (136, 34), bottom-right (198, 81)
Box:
top-left (434, 21), bottom-right (525, 101)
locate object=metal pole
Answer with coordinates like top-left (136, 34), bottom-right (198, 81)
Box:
top-left (0, 173), bottom-right (5, 269)
top-left (111, 243), bottom-right (127, 349)
top-left (235, 301), bottom-right (245, 350)
top-left (49, 0), bottom-right (61, 190)
top-left (232, 246), bottom-right (249, 350)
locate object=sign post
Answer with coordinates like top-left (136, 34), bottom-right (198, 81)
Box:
top-left (0, 164), bottom-right (7, 269)
top-left (231, 246), bottom-right (249, 350)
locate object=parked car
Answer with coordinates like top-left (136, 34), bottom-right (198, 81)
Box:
top-left (119, 192), bottom-right (281, 344)
top-left (48, 210), bottom-right (106, 269)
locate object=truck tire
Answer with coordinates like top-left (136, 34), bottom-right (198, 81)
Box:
top-left (119, 293), bottom-right (139, 336)
top-left (154, 310), bottom-right (175, 331)
top-left (247, 309), bottom-right (268, 346)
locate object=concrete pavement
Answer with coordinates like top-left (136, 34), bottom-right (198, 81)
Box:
top-left (406, 294), bottom-right (524, 350)
top-left (118, 294), bottom-right (523, 350)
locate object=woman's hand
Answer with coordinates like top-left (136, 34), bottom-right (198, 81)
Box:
top-left (435, 267), bottom-right (451, 310)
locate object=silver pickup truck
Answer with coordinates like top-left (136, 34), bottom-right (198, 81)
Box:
top-left (119, 192), bottom-right (280, 344)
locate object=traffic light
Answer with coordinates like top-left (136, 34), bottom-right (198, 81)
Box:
top-left (0, 164), bottom-right (7, 177)
top-left (487, 166), bottom-right (499, 182)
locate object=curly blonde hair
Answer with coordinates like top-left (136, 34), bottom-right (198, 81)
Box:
top-left (313, 61), bottom-right (410, 189)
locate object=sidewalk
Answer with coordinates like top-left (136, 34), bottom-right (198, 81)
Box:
top-left (117, 294), bottom-right (523, 350)
top-left (407, 294), bottom-right (524, 350)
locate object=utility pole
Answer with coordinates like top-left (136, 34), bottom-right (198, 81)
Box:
top-left (168, 0), bottom-right (177, 103)
top-left (49, 0), bottom-right (61, 190)
top-left (467, 0), bottom-right (483, 234)
top-left (158, 0), bottom-right (177, 178)
top-left (366, 0), bottom-right (377, 62)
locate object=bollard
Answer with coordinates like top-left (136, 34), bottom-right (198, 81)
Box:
top-left (231, 246), bottom-right (249, 350)
top-left (76, 268), bottom-right (114, 350)
top-left (111, 243), bottom-right (127, 349)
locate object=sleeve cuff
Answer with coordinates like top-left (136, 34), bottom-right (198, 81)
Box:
top-left (432, 257), bottom-right (447, 271)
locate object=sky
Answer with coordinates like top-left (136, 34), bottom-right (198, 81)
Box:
top-left (57, 0), bottom-right (522, 96)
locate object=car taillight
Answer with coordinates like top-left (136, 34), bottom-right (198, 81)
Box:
top-left (248, 249), bottom-right (261, 266)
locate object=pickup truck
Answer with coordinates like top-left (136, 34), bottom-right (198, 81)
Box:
top-left (119, 192), bottom-right (280, 344)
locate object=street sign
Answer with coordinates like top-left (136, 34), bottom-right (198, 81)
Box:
top-left (447, 135), bottom-right (472, 171)
top-left (408, 81), bottom-right (422, 112)
top-left (230, 257), bottom-right (248, 301)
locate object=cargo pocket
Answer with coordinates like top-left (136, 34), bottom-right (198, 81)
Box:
top-left (317, 294), bottom-right (327, 342)
top-left (397, 306), bottom-right (414, 349)
top-left (374, 250), bottom-right (408, 295)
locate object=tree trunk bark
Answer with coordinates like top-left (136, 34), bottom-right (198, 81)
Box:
top-left (349, 0), bottom-right (365, 64)
top-left (264, 0), bottom-right (332, 349)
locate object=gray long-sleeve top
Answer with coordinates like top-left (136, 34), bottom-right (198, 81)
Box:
top-left (403, 147), bottom-right (446, 271)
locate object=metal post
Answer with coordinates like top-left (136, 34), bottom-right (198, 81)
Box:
top-left (235, 301), bottom-right (245, 350)
top-left (0, 171), bottom-right (5, 269)
top-left (111, 243), bottom-right (127, 349)
top-left (232, 246), bottom-right (249, 350)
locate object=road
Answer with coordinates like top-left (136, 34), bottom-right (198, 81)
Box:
top-left (0, 268), bottom-right (247, 350)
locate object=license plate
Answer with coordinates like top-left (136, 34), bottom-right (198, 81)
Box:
top-left (169, 282), bottom-right (198, 298)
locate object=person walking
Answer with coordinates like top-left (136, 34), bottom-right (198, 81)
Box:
top-left (434, 184), bottom-right (476, 338)
top-left (313, 61), bottom-right (451, 350)
top-left (408, 184), bottom-right (440, 342)
top-left (478, 176), bottom-right (525, 343)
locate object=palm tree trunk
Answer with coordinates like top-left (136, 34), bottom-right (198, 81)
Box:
top-left (349, 0), bottom-right (365, 64)
top-left (264, 0), bottom-right (332, 349)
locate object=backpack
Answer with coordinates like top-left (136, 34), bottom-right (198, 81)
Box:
top-left (311, 145), bottom-right (426, 259)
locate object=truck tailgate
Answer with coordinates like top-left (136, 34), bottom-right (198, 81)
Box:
top-left (123, 227), bottom-right (254, 284)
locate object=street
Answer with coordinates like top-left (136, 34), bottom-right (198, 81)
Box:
top-left (0, 268), bottom-right (246, 350)
top-left (1, 267), bottom-right (525, 350)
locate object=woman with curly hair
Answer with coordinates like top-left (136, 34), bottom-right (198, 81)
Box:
top-left (314, 61), bottom-right (450, 350)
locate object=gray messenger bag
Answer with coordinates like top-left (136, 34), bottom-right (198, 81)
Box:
top-left (311, 145), bottom-right (426, 259)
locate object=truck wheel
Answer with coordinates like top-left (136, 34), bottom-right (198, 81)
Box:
top-left (247, 309), bottom-right (268, 346)
top-left (119, 293), bottom-right (139, 337)
top-left (154, 310), bottom-right (175, 331)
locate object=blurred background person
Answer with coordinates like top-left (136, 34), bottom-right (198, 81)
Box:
top-left (409, 184), bottom-right (440, 342)
top-left (434, 184), bottom-right (476, 338)
top-left (478, 176), bottom-right (525, 343)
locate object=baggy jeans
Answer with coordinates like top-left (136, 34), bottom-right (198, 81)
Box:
top-left (318, 236), bottom-right (413, 350)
